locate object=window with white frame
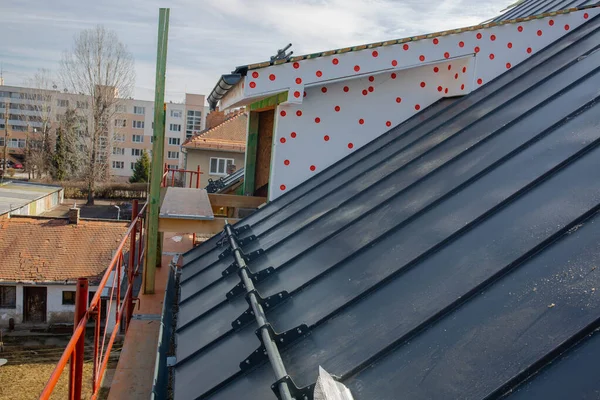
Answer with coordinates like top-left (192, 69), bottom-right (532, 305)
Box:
top-left (114, 119), bottom-right (126, 128)
top-left (112, 161), bottom-right (124, 169)
top-left (114, 134), bottom-right (125, 142)
top-left (169, 123), bottom-right (181, 132)
top-left (133, 106), bottom-right (145, 115)
top-left (168, 137), bottom-right (180, 146)
top-left (113, 147), bottom-right (125, 155)
top-left (132, 134), bottom-right (143, 143)
top-left (209, 157), bottom-right (234, 175)
top-left (186, 110), bottom-right (202, 138)
top-left (167, 151), bottom-right (179, 159)
top-left (7, 138), bottom-right (26, 148)
top-left (170, 109), bottom-right (182, 118)
top-left (132, 120), bottom-right (144, 129)
top-left (131, 148), bottom-right (142, 156)
top-left (130, 162), bottom-right (135, 169)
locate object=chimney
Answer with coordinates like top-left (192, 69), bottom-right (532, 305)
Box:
top-left (68, 207), bottom-right (80, 225)
top-left (205, 107), bottom-right (226, 130)
top-left (226, 164), bottom-right (237, 175)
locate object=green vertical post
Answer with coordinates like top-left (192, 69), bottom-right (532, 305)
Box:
top-left (243, 111), bottom-right (259, 195)
top-left (144, 8), bottom-right (170, 294)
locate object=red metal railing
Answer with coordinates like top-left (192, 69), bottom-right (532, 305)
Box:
top-left (162, 163), bottom-right (202, 189)
top-left (40, 200), bottom-right (147, 400)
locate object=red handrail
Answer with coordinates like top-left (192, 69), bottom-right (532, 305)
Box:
top-left (40, 201), bottom-right (148, 400)
top-left (162, 163), bottom-right (203, 188)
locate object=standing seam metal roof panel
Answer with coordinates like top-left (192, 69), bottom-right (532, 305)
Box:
top-left (174, 15), bottom-right (600, 400)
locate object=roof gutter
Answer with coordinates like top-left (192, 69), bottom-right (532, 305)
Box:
top-left (207, 73), bottom-right (242, 111)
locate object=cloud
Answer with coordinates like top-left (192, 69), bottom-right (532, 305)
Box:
top-left (0, 0), bottom-right (509, 102)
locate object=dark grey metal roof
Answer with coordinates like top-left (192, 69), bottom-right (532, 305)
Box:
top-left (494, 0), bottom-right (599, 21)
top-left (205, 168), bottom-right (245, 194)
top-left (173, 14), bottom-right (600, 400)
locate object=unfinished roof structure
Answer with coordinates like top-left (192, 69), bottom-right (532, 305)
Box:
top-left (172, 6), bottom-right (600, 400)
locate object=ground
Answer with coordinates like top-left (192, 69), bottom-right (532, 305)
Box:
top-left (0, 332), bottom-right (119, 400)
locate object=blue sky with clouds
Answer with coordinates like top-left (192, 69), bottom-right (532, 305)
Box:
top-left (0, 0), bottom-right (511, 102)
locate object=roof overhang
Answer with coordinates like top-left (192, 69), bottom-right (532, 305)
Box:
top-left (207, 74), bottom-right (242, 111)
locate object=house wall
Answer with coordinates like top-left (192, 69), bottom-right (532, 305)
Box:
top-left (233, 9), bottom-right (598, 200)
top-left (185, 149), bottom-right (245, 188)
top-left (0, 283), bottom-right (117, 332)
top-left (8, 188), bottom-right (64, 217)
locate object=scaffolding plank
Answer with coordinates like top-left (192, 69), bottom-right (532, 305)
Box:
top-left (159, 187), bottom-right (214, 220)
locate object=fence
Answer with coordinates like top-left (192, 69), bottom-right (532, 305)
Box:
top-left (162, 164), bottom-right (202, 189)
top-left (40, 200), bottom-right (147, 400)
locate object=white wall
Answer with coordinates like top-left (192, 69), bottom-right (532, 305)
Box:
top-left (0, 284), bottom-right (117, 333)
top-left (232, 9), bottom-right (598, 200)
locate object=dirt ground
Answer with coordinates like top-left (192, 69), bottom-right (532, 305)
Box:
top-left (0, 362), bottom-right (98, 400)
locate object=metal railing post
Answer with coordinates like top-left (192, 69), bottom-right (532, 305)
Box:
top-left (126, 199), bottom-right (138, 330)
top-left (69, 278), bottom-right (88, 400)
top-left (91, 299), bottom-right (101, 391)
top-left (196, 165), bottom-right (201, 188)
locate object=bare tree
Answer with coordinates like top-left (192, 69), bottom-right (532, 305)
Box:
top-left (24, 69), bottom-right (56, 179)
top-left (59, 25), bottom-right (135, 204)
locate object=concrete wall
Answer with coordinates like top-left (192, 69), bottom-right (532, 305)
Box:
top-left (0, 283), bottom-right (117, 332)
top-left (185, 149), bottom-right (245, 189)
top-left (9, 188), bottom-right (64, 217)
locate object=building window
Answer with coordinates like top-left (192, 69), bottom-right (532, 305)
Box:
top-left (133, 106), bottom-right (145, 115)
top-left (170, 109), bottom-right (182, 118)
top-left (167, 151), bottom-right (179, 159)
top-left (130, 162), bottom-right (135, 170)
top-left (167, 164), bottom-right (178, 170)
top-left (115, 104), bottom-right (127, 113)
top-left (186, 110), bottom-right (202, 138)
top-left (11, 125), bottom-right (27, 132)
top-left (131, 148), bottom-right (141, 156)
top-left (113, 134), bottom-right (125, 142)
top-left (113, 147), bottom-right (125, 155)
top-left (57, 99), bottom-right (69, 107)
top-left (76, 101), bottom-right (89, 109)
top-left (132, 134), bottom-right (143, 143)
top-left (0, 286), bottom-right (16, 308)
top-left (62, 291), bottom-right (76, 305)
top-left (112, 161), bottom-right (124, 169)
top-left (168, 137), bottom-right (180, 145)
top-left (132, 120), bottom-right (144, 129)
top-left (114, 119), bottom-right (127, 128)
top-left (169, 124), bottom-right (181, 132)
top-left (209, 157), bottom-right (234, 175)
top-left (7, 138), bottom-right (26, 148)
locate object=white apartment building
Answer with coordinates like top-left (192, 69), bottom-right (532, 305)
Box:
top-left (0, 84), bottom-right (206, 179)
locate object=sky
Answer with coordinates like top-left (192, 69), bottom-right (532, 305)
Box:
top-left (0, 0), bottom-right (512, 103)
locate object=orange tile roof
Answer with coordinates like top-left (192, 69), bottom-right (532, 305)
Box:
top-left (183, 112), bottom-right (247, 152)
top-left (0, 217), bottom-right (129, 284)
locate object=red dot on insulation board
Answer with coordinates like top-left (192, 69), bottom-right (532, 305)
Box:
top-left (444, 52), bottom-right (450, 59)
top-left (293, 62), bottom-right (300, 69)
top-left (295, 77), bottom-right (302, 84)
top-left (437, 86), bottom-right (443, 92)
top-left (321, 87), bottom-right (328, 93)
top-left (296, 110), bottom-right (302, 116)
top-left (284, 160), bottom-right (290, 165)
top-left (433, 38), bottom-right (439, 45)
top-left (280, 110), bottom-right (286, 117)
top-left (420, 81), bottom-right (426, 88)
top-left (419, 55), bottom-right (425, 62)
top-left (386, 121), bottom-right (392, 127)
top-left (290, 132), bottom-right (297, 138)
top-left (433, 66), bottom-right (439, 73)
top-left (369, 76), bottom-right (375, 82)
top-left (252, 71), bottom-right (259, 78)
top-left (564, 24), bottom-right (570, 30)
top-left (461, 84), bottom-right (465, 90)
top-left (474, 46), bottom-right (480, 53)
top-left (489, 53), bottom-right (495, 60)
top-left (477, 78), bottom-right (483, 85)
top-left (359, 118), bottom-right (365, 125)
top-left (280, 185), bottom-right (286, 191)
top-left (459, 41), bottom-right (465, 48)
top-left (584, 12), bottom-right (589, 19)
top-left (391, 73), bottom-right (397, 79)
top-left (310, 165), bottom-right (316, 171)
top-left (324, 135), bottom-right (330, 141)
top-left (269, 74), bottom-right (276, 81)
top-left (403, 44), bottom-right (409, 50)
top-left (476, 32), bottom-right (482, 39)
top-left (507, 42), bottom-right (513, 49)
top-left (315, 117), bottom-right (321, 123)
top-left (316, 70), bottom-right (323, 77)
top-left (549, 19), bottom-right (555, 26)
top-left (372, 50), bottom-right (379, 57)
top-left (537, 30), bottom-right (543, 36)
top-left (490, 34), bottom-right (496, 41)
top-left (293, 91), bottom-right (300, 98)
top-left (354, 65), bottom-right (361, 72)
top-left (348, 142), bottom-right (354, 149)
top-left (368, 86), bottom-right (374, 92)
top-left (396, 97), bottom-right (402, 103)
top-left (518, 25), bottom-right (524, 32)
top-left (415, 104), bottom-right (421, 111)
top-left (343, 86), bottom-right (349, 92)
top-left (506, 62), bottom-right (512, 69)
top-left (527, 47), bottom-right (533, 54)
top-left (335, 105), bottom-right (340, 112)
top-left (444, 88), bottom-right (449, 94)
top-left (362, 89), bottom-right (368, 96)
top-left (250, 81), bottom-right (256, 88)
top-left (280, 137), bottom-right (286, 144)
top-left (332, 58), bottom-right (339, 65)
top-left (392, 60), bottom-right (398, 66)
